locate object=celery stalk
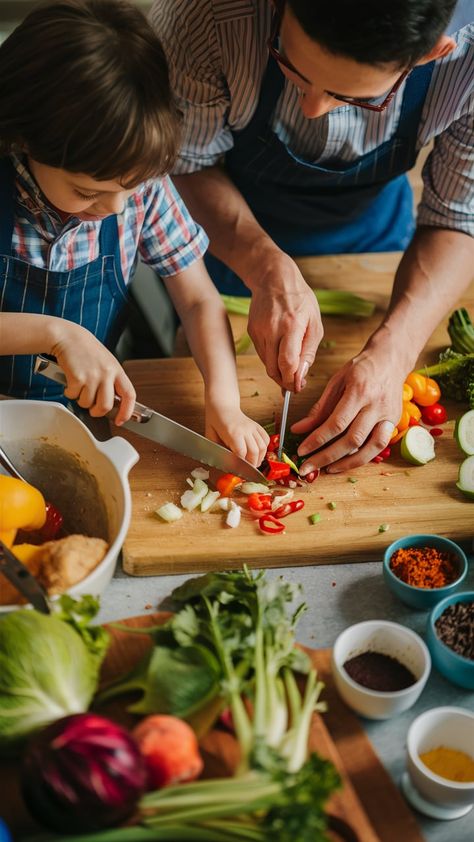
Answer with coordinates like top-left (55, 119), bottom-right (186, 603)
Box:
top-left (222, 289), bottom-right (375, 319)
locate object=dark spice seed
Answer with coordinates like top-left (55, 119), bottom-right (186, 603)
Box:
top-left (343, 650), bottom-right (417, 691)
top-left (435, 601), bottom-right (474, 660)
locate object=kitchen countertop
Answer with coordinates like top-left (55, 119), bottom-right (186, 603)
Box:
top-left (98, 558), bottom-right (474, 842)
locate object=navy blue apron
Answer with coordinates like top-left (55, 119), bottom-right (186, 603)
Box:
top-left (0, 158), bottom-right (129, 402)
top-left (206, 56), bottom-right (435, 295)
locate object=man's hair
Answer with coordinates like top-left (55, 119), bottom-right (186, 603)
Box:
top-left (287, 0), bottom-right (458, 67)
top-left (0, 0), bottom-right (180, 183)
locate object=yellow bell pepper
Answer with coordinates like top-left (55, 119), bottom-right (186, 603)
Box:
top-left (0, 476), bottom-right (46, 547)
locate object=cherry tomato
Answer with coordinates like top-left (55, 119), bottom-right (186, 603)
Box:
top-left (421, 402), bottom-right (448, 426)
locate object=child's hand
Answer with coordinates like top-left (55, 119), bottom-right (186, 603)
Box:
top-left (51, 324), bottom-right (136, 424)
top-left (205, 404), bottom-right (269, 467)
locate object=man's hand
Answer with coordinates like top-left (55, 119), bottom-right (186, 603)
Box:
top-left (292, 346), bottom-right (402, 473)
top-left (247, 253), bottom-right (323, 392)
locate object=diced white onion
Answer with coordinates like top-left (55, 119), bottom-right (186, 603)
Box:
top-left (191, 467), bottom-right (210, 480)
top-left (200, 490), bottom-right (221, 513)
top-left (240, 482), bottom-right (270, 495)
top-left (226, 501), bottom-right (241, 528)
top-left (217, 497), bottom-right (230, 511)
top-left (154, 502), bottom-right (183, 522)
top-left (288, 480), bottom-right (297, 489)
top-left (181, 478), bottom-right (209, 511)
top-left (186, 477), bottom-right (194, 488)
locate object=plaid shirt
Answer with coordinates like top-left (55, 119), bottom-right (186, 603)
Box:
top-left (8, 155), bottom-right (209, 282)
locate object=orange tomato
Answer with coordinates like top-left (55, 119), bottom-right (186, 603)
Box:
top-left (402, 383), bottom-right (414, 402)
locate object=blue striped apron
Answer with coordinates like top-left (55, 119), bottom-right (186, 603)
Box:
top-left (206, 58), bottom-right (435, 295)
top-left (0, 158), bottom-right (129, 402)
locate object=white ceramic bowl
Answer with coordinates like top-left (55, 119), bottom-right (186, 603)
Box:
top-left (404, 707), bottom-right (474, 819)
top-left (0, 400), bottom-right (139, 611)
top-left (331, 620), bottom-right (431, 720)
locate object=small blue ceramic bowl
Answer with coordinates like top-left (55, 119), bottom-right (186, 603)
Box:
top-left (427, 591), bottom-right (474, 690)
top-left (383, 534), bottom-right (468, 610)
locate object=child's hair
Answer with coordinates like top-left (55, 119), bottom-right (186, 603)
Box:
top-left (0, 0), bottom-right (181, 185)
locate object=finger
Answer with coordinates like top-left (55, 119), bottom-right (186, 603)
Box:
top-left (298, 406), bottom-right (376, 473)
top-left (294, 314), bottom-right (320, 392)
top-left (89, 377), bottom-right (115, 418)
top-left (76, 379), bottom-right (100, 410)
top-left (325, 420), bottom-right (396, 472)
top-left (113, 374), bottom-right (137, 425)
top-left (291, 379), bottom-right (343, 438)
top-left (277, 327), bottom-right (305, 391)
top-left (243, 437), bottom-right (261, 467)
top-left (63, 373), bottom-right (86, 401)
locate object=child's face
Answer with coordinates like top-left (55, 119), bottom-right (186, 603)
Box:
top-left (28, 159), bottom-right (139, 221)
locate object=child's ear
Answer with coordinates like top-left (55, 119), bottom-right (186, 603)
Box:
top-left (415, 34), bottom-right (456, 66)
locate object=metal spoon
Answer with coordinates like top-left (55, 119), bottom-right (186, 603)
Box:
top-left (0, 540), bottom-right (50, 613)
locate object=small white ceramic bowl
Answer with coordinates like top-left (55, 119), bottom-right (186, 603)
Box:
top-left (331, 619), bottom-right (431, 720)
top-left (403, 706), bottom-right (474, 819)
top-left (0, 400), bottom-right (139, 612)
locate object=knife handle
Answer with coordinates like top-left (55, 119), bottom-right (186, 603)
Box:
top-left (34, 355), bottom-right (153, 423)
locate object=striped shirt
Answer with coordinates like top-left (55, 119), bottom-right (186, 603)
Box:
top-left (8, 155), bottom-right (209, 281)
top-left (150, 0), bottom-right (474, 236)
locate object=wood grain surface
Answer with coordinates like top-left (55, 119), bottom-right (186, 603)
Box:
top-left (0, 613), bottom-right (424, 842)
top-left (119, 253), bottom-right (473, 575)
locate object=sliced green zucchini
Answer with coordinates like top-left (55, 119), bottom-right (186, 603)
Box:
top-left (400, 426), bottom-right (436, 466)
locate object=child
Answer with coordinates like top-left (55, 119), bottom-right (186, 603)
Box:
top-left (0, 0), bottom-right (269, 466)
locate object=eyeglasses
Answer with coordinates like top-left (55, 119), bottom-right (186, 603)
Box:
top-left (267, 2), bottom-right (411, 113)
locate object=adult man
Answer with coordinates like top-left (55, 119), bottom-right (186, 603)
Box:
top-left (150, 0), bottom-right (473, 474)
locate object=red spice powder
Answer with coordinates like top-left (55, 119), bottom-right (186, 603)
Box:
top-left (389, 546), bottom-right (459, 589)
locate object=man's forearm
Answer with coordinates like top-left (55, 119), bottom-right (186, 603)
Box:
top-left (365, 226), bottom-right (474, 371)
top-left (173, 167), bottom-right (282, 292)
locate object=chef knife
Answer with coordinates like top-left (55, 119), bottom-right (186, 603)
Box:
top-left (0, 540), bottom-right (50, 614)
top-left (277, 389), bottom-right (291, 461)
top-left (34, 356), bottom-right (266, 482)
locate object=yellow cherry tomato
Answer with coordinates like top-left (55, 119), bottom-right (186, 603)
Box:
top-left (405, 400), bottom-right (422, 421)
top-left (390, 426), bottom-right (399, 442)
top-left (405, 372), bottom-right (441, 407)
top-left (0, 476), bottom-right (46, 546)
top-left (402, 383), bottom-right (414, 402)
top-left (397, 405), bottom-right (411, 432)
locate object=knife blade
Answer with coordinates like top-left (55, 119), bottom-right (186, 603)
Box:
top-left (34, 356), bottom-right (266, 482)
top-left (0, 540), bottom-right (50, 613)
top-left (277, 389), bottom-right (291, 461)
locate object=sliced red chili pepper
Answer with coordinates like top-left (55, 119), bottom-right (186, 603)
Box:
top-left (266, 434), bottom-right (280, 453)
top-left (258, 514), bottom-right (286, 534)
top-left (264, 460), bottom-right (291, 481)
top-left (273, 499), bottom-right (305, 518)
top-left (247, 492), bottom-right (273, 512)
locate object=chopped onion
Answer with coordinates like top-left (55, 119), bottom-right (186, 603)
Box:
top-left (181, 479), bottom-right (208, 511)
top-left (217, 497), bottom-right (230, 511)
top-left (240, 481), bottom-right (270, 495)
top-left (271, 489), bottom-right (294, 510)
top-left (200, 490), bottom-right (221, 513)
top-left (288, 480), bottom-right (297, 488)
top-left (154, 502), bottom-right (183, 522)
top-left (186, 477), bottom-right (194, 488)
top-left (226, 501), bottom-right (241, 528)
top-left (191, 467), bottom-right (210, 480)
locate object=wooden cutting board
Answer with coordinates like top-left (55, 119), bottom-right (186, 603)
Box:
top-left (120, 255), bottom-right (474, 575)
top-left (0, 614), bottom-right (425, 842)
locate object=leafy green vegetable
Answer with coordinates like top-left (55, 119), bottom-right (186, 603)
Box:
top-left (61, 753), bottom-right (340, 842)
top-left (0, 597), bottom-right (108, 750)
top-left (57, 594), bottom-right (110, 665)
top-left (417, 309), bottom-right (474, 408)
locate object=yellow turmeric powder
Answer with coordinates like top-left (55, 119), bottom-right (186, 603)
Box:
top-left (419, 746), bottom-right (474, 782)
